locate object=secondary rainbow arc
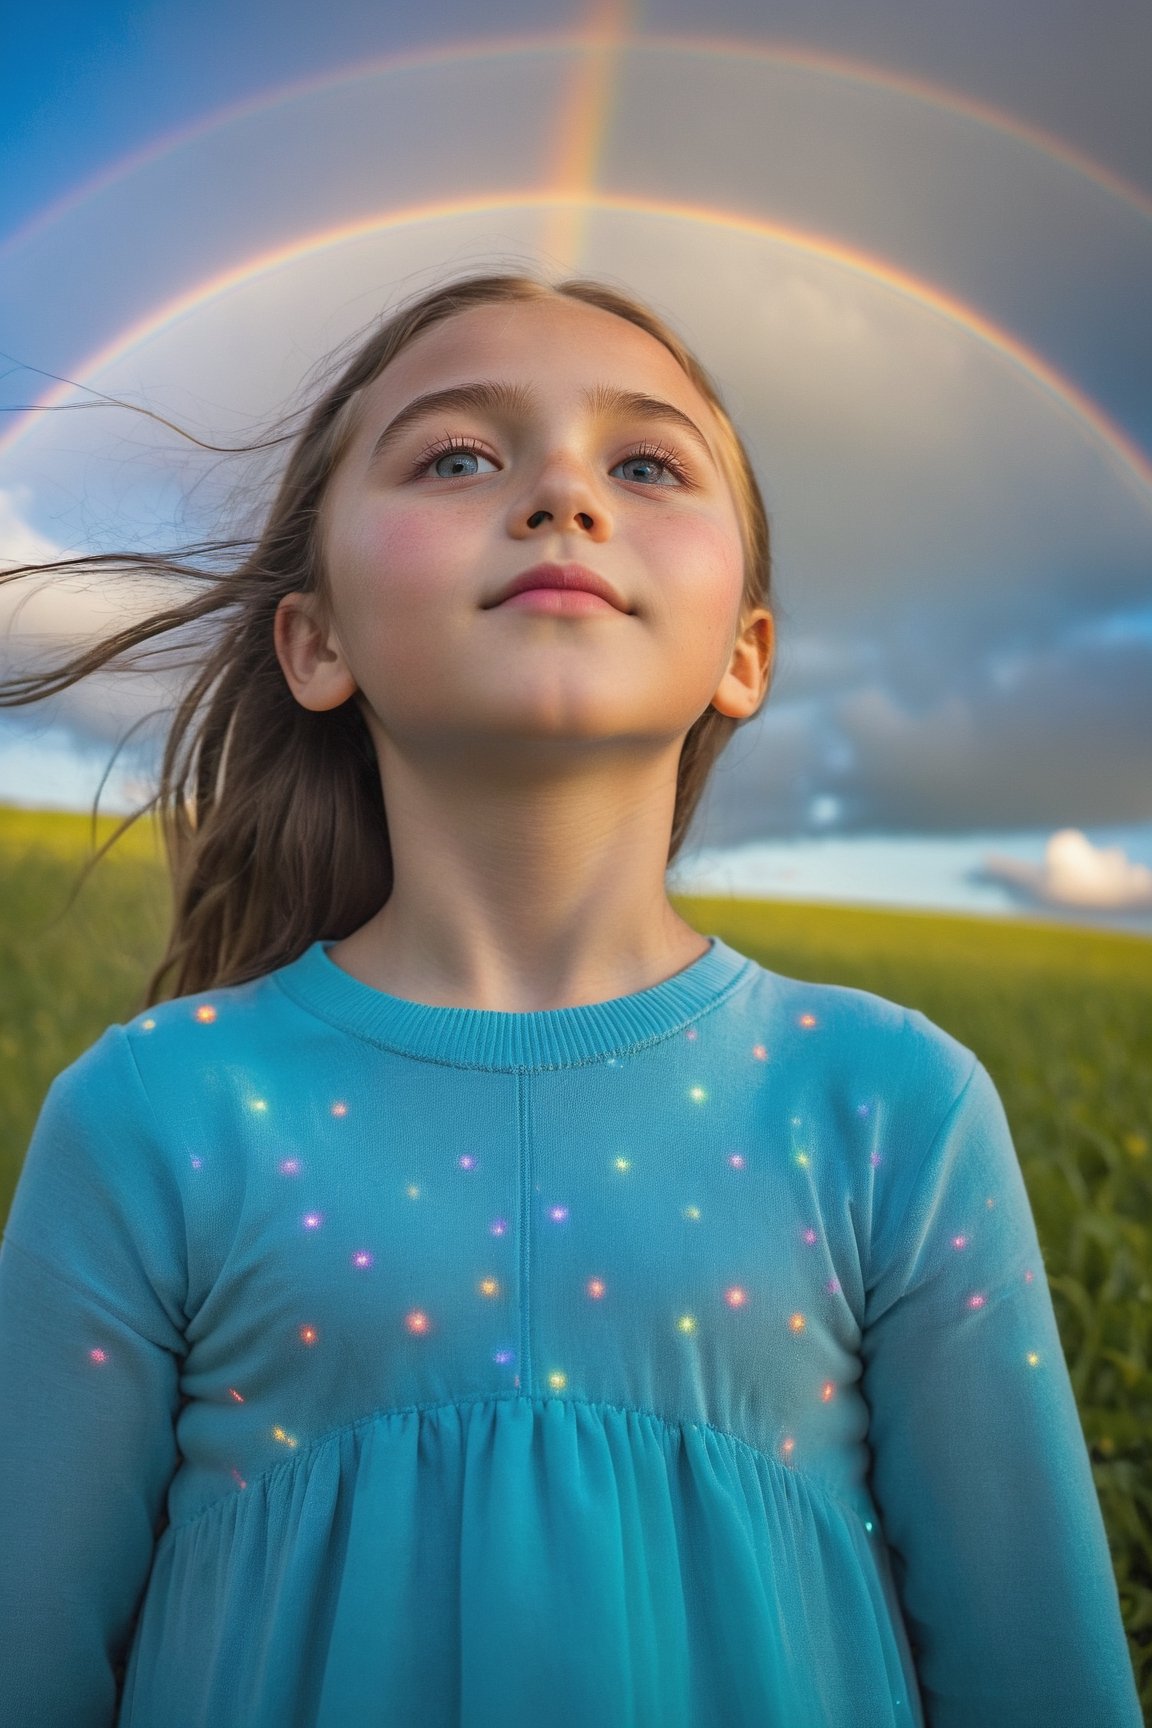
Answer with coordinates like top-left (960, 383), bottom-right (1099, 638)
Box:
top-left (3, 28), bottom-right (1151, 267)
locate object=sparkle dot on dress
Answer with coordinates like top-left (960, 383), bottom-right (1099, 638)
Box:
top-left (352, 1250), bottom-right (373, 1268)
top-left (228, 1388), bottom-right (245, 1403)
top-left (685, 1027), bottom-right (698, 1041)
top-left (331, 1102), bottom-right (348, 1118)
top-left (490, 1217), bottom-right (508, 1235)
top-left (299, 1325), bottom-right (318, 1346)
top-left (459, 1154), bottom-right (477, 1171)
top-left (799, 1013), bottom-right (817, 1029)
top-left (280, 1159), bottom-right (301, 1176)
top-left (683, 1204), bottom-right (701, 1220)
top-left (967, 1293), bottom-right (986, 1309)
top-left (802, 1228), bottom-right (817, 1244)
top-left (752, 1044), bottom-right (768, 1060)
top-left (406, 1311), bottom-right (431, 1335)
top-left (725, 1287), bottom-right (748, 1308)
top-left (195, 1005), bottom-right (216, 1024)
top-left (1027, 1352), bottom-right (1041, 1367)
top-left (478, 1277), bottom-right (500, 1298)
top-left (821, 1381), bottom-right (835, 1402)
top-left (88, 1348), bottom-right (107, 1364)
top-left (614, 1156), bottom-right (631, 1172)
top-left (587, 1278), bottom-right (606, 1299)
top-left (689, 1086), bottom-right (707, 1103)
top-left (677, 1314), bottom-right (697, 1334)
top-left (952, 1234), bottom-right (969, 1250)
top-left (549, 1205), bottom-right (569, 1223)
top-left (789, 1312), bottom-right (806, 1332)
top-left (141, 1018), bottom-right (156, 1031)
top-left (303, 1213), bottom-right (323, 1230)
top-left (548, 1371), bottom-right (567, 1391)
top-left (729, 1153), bottom-right (745, 1169)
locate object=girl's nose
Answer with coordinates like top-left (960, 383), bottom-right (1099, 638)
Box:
top-left (517, 452), bottom-right (611, 539)
top-left (527, 509), bottom-right (593, 530)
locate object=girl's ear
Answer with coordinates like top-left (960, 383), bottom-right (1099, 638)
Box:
top-left (710, 608), bottom-right (775, 719)
top-left (273, 591), bottom-right (359, 713)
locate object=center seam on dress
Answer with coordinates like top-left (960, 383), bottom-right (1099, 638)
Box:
top-left (517, 1069), bottom-right (533, 1395)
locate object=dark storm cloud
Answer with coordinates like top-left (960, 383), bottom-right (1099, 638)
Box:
top-left (695, 634), bottom-right (1152, 842)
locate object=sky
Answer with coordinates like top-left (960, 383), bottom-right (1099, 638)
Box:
top-left (1, 0), bottom-right (1150, 929)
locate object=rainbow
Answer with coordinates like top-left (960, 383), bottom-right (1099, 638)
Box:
top-left (4, 193), bottom-right (1151, 503)
top-left (4, 27), bottom-right (1150, 266)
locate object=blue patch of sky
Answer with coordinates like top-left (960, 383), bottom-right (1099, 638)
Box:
top-left (669, 824), bottom-right (1152, 933)
top-left (1060, 605), bottom-right (1152, 647)
top-left (0, 0), bottom-right (546, 241)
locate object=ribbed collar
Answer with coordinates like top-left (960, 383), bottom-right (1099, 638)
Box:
top-left (272, 933), bottom-right (754, 1070)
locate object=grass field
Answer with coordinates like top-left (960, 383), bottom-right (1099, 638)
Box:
top-left (1, 801), bottom-right (1149, 1705)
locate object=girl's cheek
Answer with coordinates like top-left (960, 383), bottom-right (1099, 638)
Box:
top-left (335, 513), bottom-right (438, 604)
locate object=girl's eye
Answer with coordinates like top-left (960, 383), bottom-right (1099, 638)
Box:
top-left (409, 436), bottom-right (499, 481)
top-left (612, 443), bottom-right (692, 486)
top-left (406, 435), bottom-right (692, 486)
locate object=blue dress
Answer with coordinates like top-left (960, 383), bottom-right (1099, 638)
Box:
top-left (0, 934), bottom-right (1141, 1726)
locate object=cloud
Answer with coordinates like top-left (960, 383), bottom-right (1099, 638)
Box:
top-left (686, 629), bottom-right (1152, 845)
top-left (0, 484), bottom-right (61, 568)
top-left (977, 828), bottom-right (1152, 909)
top-left (0, 485), bottom-right (195, 751)
top-left (829, 636), bottom-right (1152, 829)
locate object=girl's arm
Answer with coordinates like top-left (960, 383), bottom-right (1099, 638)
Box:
top-left (860, 1047), bottom-right (1143, 1727)
top-left (0, 1026), bottom-right (187, 1728)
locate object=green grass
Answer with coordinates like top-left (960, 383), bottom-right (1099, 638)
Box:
top-left (1, 804), bottom-right (1149, 1705)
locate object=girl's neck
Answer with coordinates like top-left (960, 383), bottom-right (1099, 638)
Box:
top-left (325, 901), bottom-right (710, 1014)
top-left (328, 734), bottom-right (708, 1012)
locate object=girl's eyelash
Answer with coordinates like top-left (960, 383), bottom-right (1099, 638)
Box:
top-left (405, 434), bottom-right (693, 484)
top-left (617, 440), bottom-right (694, 483)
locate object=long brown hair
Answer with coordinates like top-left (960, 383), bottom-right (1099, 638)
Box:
top-left (0, 268), bottom-right (773, 1008)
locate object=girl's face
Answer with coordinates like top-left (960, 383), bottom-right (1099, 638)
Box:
top-left (313, 295), bottom-right (759, 769)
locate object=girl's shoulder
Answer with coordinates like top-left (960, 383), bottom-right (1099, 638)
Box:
top-left (47, 962), bottom-right (286, 1112)
top-left (734, 948), bottom-right (982, 1104)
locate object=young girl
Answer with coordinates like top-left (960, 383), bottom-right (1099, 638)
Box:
top-left (0, 269), bottom-right (1141, 1728)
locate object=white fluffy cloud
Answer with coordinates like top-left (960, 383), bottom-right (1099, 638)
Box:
top-left (980, 829), bottom-right (1152, 909)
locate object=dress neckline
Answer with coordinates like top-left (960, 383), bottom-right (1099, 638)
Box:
top-left (272, 932), bottom-right (754, 1070)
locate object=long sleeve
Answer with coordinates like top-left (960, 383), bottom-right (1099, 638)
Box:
top-left (0, 1024), bottom-right (188, 1728)
top-left (860, 1049), bottom-right (1142, 1726)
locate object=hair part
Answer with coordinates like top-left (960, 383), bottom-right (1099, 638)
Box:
top-left (0, 267), bottom-right (773, 1005)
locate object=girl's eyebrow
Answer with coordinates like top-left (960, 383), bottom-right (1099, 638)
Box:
top-left (367, 378), bottom-right (717, 469)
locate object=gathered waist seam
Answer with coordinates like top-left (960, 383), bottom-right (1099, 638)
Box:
top-left (162, 1388), bottom-right (869, 1539)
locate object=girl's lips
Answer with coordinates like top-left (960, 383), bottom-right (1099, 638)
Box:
top-left (487, 561), bottom-right (629, 610)
top-left (496, 588), bottom-right (620, 613)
